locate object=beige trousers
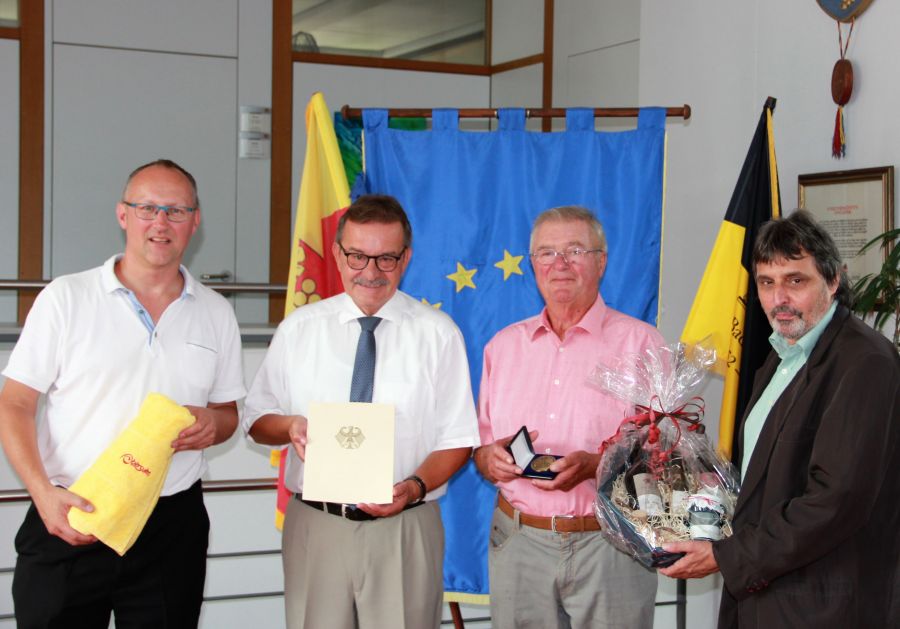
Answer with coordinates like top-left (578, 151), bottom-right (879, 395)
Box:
top-left (488, 506), bottom-right (658, 629)
top-left (282, 498), bottom-right (444, 629)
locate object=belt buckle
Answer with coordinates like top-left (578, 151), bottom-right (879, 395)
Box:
top-left (551, 514), bottom-right (575, 533)
top-left (341, 504), bottom-right (351, 519)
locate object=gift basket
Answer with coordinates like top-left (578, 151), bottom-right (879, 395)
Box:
top-left (590, 342), bottom-right (740, 568)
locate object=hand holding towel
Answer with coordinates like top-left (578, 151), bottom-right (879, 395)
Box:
top-left (67, 393), bottom-right (196, 555)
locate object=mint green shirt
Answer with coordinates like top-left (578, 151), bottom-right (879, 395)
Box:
top-left (740, 301), bottom-right (838, 479)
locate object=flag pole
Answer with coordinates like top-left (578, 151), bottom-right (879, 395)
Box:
top-left (681, 98), bottom-right (781, 461)
top-left (340, 104), bottom-right (692, 120)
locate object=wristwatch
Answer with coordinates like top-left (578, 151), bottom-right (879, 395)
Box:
top-left (405, 474), bottom-right (427, 504)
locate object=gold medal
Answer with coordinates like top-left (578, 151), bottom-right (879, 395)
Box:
top-left (531, 455), bottom-right (556, 472)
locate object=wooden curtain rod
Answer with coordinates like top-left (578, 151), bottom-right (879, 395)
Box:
top-left (340, 104), bottom-right (691, 120)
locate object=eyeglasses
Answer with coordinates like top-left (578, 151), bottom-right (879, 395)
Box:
top-left (530, 247), bottom-right (604, 266)
top-left (338, 243), bottom-right (406, 272)
top-left (122, 201), bottom-right (196, 223)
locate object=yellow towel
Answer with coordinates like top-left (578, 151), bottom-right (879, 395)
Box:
top-left (67, 392), bottom-right (195, 555)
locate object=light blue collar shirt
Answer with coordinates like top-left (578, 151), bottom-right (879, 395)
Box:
top-left (740, 301), bottom-right (838, 479)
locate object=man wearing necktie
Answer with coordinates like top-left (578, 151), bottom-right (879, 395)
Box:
top-left (242, 194), bottom-right (479, 629)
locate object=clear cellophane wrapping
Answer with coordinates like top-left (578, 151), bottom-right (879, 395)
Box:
top-left (590, 342), bottom-right (740, 568)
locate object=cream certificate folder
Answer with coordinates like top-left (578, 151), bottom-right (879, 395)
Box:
top-left (302, 402), bottom-right (395, 504)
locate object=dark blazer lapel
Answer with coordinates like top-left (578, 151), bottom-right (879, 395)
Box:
top-left (732, 307), bottom-right (849, 516)
top-left (803, 306), bottom-right (850, 371)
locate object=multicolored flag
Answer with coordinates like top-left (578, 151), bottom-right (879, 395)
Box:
top-left (681, 98), bottom-right (782, 460)
top-left (274, 92), bottom-right (351, 528)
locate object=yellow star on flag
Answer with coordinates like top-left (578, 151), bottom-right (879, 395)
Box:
top-left (446, 262), bottom-right (477, 293)
top-left (494, 249), bottom-right (524, 281)
top-left (420, 297), bottom-right (443, 309)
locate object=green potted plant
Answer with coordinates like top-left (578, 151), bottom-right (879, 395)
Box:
top-left (851, 227), bottom-right (900, 351)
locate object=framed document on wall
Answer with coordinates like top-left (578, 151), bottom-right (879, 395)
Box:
top-left (798, 166), bottom-right (894, 285)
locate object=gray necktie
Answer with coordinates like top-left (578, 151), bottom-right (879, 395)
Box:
top-left (349, 316), bottom-right (382, 403)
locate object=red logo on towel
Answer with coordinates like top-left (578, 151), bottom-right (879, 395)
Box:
top-left (121, 453), bottom-right (151, 476)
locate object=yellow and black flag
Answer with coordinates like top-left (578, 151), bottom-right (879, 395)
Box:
top-left (681, 98), bottom-right (781, 461)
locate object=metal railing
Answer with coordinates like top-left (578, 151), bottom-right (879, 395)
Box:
top-left (0, 279), bottom-right (286, 294)
top-left (0, 280), bottom-right (285, 342)
top-left (0, 480), bottom-right (687, 628)
top-left (0, 477), bottom-right (278, 503)
top-left (0, 479), bottom-right (283, 621)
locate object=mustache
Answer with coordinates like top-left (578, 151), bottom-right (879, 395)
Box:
top-left (353, 277), bottom-right (389, 288)
top-left (769, 305), bottom-right (803, 319)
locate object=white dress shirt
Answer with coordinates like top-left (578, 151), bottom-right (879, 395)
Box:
top-left (242, 291), bottom-right (479, 500)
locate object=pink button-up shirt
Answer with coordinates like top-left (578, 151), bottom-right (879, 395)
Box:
top-left (478, 295), bottom-right (665, 517)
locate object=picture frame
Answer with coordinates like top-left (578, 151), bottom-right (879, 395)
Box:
top-left (798, 166), bottom-right (894, 285)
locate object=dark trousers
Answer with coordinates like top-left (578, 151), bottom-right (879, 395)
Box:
top-left (12, 480), bottom-right (209, 629)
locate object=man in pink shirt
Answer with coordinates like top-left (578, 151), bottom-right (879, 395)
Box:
top-left (474, 206), bottom-right (663, 628)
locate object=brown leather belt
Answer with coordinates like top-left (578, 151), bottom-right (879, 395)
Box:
top-left (498, 493), bottom-right (601, 533)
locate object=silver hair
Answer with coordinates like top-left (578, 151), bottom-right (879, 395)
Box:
top-left (529, 205), bottom-right (607, 253)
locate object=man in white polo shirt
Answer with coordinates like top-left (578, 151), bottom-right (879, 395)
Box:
top-left (0, 159), bottom-right (246, 628)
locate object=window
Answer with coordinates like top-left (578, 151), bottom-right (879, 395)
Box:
top-left (292, 0), bottom-right (487, 66)
top-left (0, 0), bottom-right (17, 28)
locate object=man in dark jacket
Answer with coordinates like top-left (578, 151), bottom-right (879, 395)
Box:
top-left (660, 210), bottom-right (900, 629)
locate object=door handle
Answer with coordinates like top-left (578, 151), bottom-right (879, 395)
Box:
top-left (200, 271), bottom-right (232, 281)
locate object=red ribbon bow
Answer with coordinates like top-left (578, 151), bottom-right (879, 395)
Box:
top-left (599, 396), bottom-right (705, 477)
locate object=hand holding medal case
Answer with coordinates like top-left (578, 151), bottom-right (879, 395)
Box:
top-left (507, 426), bottom-right (562, 480)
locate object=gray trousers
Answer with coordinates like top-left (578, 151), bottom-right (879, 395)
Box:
top-left (488, 507), bottom-right (658, 629)
top-left (282, 498), bottom-right (444, 629)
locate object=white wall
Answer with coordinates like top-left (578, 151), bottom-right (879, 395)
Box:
top-left (754, 1), bottom-right (900, 196)
top-left (554, 0), bottom-right (640, 106)
top-left (234, 0), bottom-right (274, 323)
top-left (291, 62), bottom-right (491, 217)
top-left (22, 0), bottom-right (273, 326)
top-left (51, 44), bottom-right (238, 275)
top-left (491, 0), bottom-right (544, 65)
top-left (0, 39), bottom-right (17, 324)
top-left (640, 2), bottom-right (900, 626)
top-left (643, 0), bottom-right (900, 340)
top-left (52, 0), bottom-right (237, 55)
top-left (48, 0), bottom-right (240, 281)
top-left (490, 0), bottom-right (544, 130)
top-left (554, 0), bottom-right (641, 132)
top-left (0, 1), bottom-right (277, 622)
